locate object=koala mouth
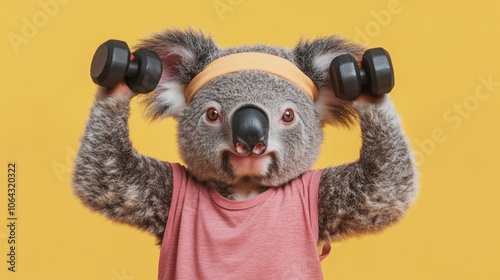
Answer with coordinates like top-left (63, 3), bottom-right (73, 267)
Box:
top-left (222, 150), bottom-right (278, 180)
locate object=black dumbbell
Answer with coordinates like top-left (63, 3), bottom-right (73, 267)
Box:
top-left (329, 48), bottom-right (394, 101)
top-left (90, 39), bottom-right (162, 93)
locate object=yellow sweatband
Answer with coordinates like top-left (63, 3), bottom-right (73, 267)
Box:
top-left (184, 52), bottom-right (318, 103)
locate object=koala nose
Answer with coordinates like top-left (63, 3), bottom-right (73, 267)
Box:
top-left (232, 107), bottom-right (269, 156)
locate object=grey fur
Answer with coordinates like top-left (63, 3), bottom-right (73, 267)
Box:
top-left (318, 99), bottom-right (418, 243)
top-left (73, 91), bottom-right (173, 241)
top-left (73, 28), bottom-right (418, 247)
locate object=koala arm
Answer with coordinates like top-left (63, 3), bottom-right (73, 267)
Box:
top-left (72, 87), bottom-right (173, 241)
top-left (318, 97), bottom-right (418, 243)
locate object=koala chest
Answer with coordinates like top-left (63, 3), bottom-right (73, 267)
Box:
top-left (216, 177), bottom-right (269, 201)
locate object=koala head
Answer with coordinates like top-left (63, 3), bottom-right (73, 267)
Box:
top-left (137, 29), bottom-right (363, 187)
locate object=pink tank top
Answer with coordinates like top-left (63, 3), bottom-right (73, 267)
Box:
top-left (158, 163), bottom-right (328, 279)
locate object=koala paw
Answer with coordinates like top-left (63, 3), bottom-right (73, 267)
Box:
top-left (355, 93), bottom-right (387, 104)
top-left (95, 83), bottom-right (136, 100)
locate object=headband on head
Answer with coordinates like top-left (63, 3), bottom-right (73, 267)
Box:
top-left (184, 52), bottom-right (318, 103)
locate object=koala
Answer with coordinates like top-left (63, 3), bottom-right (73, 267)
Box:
top-left (73, 29), bottom-right (418, 279)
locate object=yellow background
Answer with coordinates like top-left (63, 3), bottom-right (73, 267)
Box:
top-left (1, 0), bottom-right (499, 279)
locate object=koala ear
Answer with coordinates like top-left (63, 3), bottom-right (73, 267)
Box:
top-left (136, 29), bottom-right (219, 120)
top-left (293, 36), bottom-right (364, 127)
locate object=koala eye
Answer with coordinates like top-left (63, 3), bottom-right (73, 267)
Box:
top-left (206, 107), bottom-right (220, 122)
top-left (281, 109), bottom-right (295, 123)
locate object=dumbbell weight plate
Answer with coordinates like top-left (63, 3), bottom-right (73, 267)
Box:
top-left (125, 48), bottom-right (163, 93)
top-left (90, 40), bottom-right (130, 88)
top-left (330, 54), bottom-right (362, 101)
top-left (362, 48), bottom-right (394, 96)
